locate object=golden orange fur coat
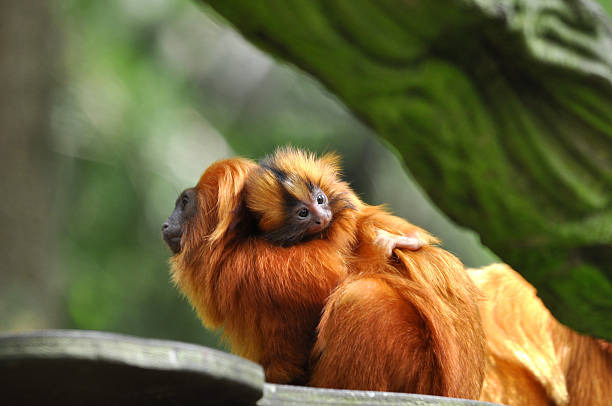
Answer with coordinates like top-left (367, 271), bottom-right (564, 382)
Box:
top-left (470, 264), bottom-right (612, 406)
top-left (170, 154), bottom-right (486, 397)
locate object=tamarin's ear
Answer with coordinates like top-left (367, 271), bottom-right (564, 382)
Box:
top-left (228, 195), bottom-right (252, 234)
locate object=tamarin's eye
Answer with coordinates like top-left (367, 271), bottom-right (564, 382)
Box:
top-left (182, 195), bottom-right (189, 208)
top-left (298, 208), bottom-right (309, 218)
top-left (317, 194), bottom-right (325, 204)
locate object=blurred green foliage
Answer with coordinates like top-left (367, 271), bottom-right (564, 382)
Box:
top-left (53, 0), bottom-right (229, 346)
top-left (600, 1), bottom-right (612, 16)
top-left (0, 0), bottom-right (495, 347)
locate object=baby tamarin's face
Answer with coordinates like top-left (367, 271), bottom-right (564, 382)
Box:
top-left (245, 147), bottom-right (355, 246)
top-left (281, 181), bottom-right (332, 237)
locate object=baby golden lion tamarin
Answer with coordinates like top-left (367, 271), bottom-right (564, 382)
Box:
top-left (163, 148), bottom-right (485, 397)
top-left (245, 148), bottom-right (425, 251)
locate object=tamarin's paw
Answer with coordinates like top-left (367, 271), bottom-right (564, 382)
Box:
top-left (375, 229), bottom-right (426, 257)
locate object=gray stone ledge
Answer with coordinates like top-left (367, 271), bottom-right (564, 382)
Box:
top-left (0, 329), bottom-right (264, 405)
top-left (260, 384), bottom-right (501, 406)
top-left (0, 330), bottom-right (501, 405)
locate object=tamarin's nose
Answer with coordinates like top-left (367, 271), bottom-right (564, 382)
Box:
top-left (162, 222), bottom-right (170, 231)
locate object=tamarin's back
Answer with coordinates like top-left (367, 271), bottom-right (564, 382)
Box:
top-left (311, 206), bottom-right (486, 399)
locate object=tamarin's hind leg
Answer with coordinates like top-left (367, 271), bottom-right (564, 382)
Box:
top-left (258, 312), bottom-right (321, 385)
top-left (310, 276), bottom-right (441, 394)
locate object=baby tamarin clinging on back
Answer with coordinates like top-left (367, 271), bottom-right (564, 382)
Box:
top-left (246, 147), bottom-right (426, 251)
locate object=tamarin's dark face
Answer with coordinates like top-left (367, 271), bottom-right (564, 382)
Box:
top-left (264, 182), bottom-right (333, 245)
top-left (292, 185), bottom-right (332, 235)
top-left (162, 188), bottom-right (197, 254)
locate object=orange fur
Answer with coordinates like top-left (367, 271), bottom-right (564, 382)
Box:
top-left (170, 156), bottom-right (360, 384)
top-left (310, 206), bottom-right (486, 399)
top-left (170, 149), bottom-right (486, 395)
top-left (469, 263), bottom-right (612, 406)
top-left (169, 150), bottom-right (609, 403)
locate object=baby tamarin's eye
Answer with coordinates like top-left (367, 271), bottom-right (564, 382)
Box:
top-left (317, 194), bottom-right (325, 204)
top-left (298, 207), bottom-right (309, 218)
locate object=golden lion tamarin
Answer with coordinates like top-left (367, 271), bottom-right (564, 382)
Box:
top-left (162, 153), bottom-right (400, 384)
top-left (163, 148), bottom-right (609, 403)
top-left (163, 148), bottom-right (486, 397)
top-left (244, 148), bottom-right (426, 251)
top-left (164, 156), bottom-right (335, 384)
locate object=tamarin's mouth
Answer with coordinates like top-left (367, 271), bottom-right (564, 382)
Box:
top-left (163, 234), bottom-right (182, 254)
top-left (307, 217), bottom-right (330, 235)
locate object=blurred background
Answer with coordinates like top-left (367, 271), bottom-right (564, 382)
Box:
top-left (9, 0), bottom-right (592, 348)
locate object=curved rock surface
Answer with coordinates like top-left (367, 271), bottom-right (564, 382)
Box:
top-left (200, 0), bottom-right (612, 338)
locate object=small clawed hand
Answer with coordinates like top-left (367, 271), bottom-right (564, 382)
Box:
top-left (375, 229), bottom-right (426, 257)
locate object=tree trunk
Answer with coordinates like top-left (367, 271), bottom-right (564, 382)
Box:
top-left (0, 0), bottom-right (61, 329)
